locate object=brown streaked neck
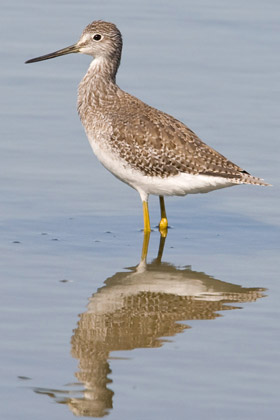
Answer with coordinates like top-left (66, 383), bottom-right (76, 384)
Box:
top-left (78, 55), bottom-right (120, 113)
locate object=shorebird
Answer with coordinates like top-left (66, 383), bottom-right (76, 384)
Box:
top-left (26, 20), bottom-right (269, 233)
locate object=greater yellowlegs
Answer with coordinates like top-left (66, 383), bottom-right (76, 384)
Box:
top-left (26, 21), bottom-right (269, 233)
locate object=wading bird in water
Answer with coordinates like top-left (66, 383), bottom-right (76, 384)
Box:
top-left (26, 21), bottom-right (269, 234)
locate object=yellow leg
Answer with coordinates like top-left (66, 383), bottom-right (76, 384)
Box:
top-left (159, 196), bottom-right (168, 235)
top-left (141, 231), bottom-right (150, 262)
top-left (142, 201), bottom-right (151, 233)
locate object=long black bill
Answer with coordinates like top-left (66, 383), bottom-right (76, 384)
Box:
top-left (25, 44), bottom-right (79, 64)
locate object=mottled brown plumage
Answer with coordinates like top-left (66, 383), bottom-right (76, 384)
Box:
top-left (89, 92), bottom-right (251, 180)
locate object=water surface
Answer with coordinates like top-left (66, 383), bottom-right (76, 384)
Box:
top-left (1, 0), bottom-right (280, 419)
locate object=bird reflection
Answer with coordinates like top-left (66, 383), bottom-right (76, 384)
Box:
top-left (34, 233), bottom-right (265, 417)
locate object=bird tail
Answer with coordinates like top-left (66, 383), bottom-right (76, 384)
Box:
top-left (235, 174), bottom-right (271, 186)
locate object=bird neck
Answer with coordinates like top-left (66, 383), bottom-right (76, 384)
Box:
top-left (77, 55), bottom-right (120, 116)
top-left (88, 55), bottom-right (120, 83)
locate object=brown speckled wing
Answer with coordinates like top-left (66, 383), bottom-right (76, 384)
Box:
top-left (109, 91), bottom-right (246, 180)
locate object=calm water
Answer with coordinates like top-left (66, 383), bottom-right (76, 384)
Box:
top-left (1, 0), bottom-right (280, 419)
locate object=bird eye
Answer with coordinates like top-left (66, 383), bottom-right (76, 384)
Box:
top-left (93, 34), bottom-right (102, 41)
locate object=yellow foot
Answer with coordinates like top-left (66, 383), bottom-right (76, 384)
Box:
top-left (159, 218), bottom-right (168, 238)
top-left (159, 217), bottom-right (168, 230)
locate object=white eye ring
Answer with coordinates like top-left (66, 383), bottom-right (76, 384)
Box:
top-left (92, 34), bottom-right (103, 41)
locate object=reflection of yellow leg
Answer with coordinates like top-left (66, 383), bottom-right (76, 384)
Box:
top-left (142, 201), bottom-right (151, 233)
top-left (141, 231), bottom-right (150, 262)
top-left (159, 196), bottom-right (168, 236)
top-left (155, 234), bottom-right (166, 263)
